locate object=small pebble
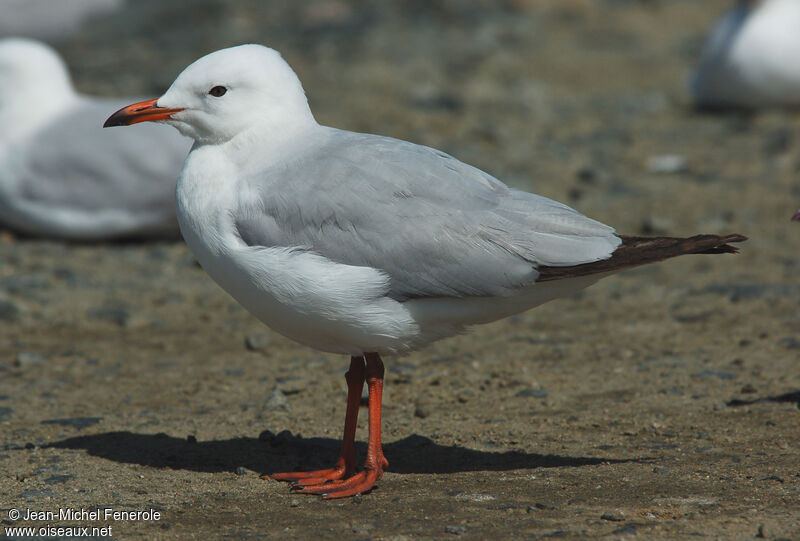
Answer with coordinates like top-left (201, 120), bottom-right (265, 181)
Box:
top-left (575, 166), bottom-right (597, 184)
top-left (44, 474), bottom-right (74, 485)
top-left (515, 389), bottom-right (548, 398)
top-left (444, 525), bottom-right (467, 535)
top-left (14, 351), bottom-right (49, 367)
top-left (245, 331), bottom-right (270, 351)
top-left (601, 511), bottom-right (625, 522)
top-left (757, 521), bottom-right (782, 538)
top-left (0, 298), bottom-right (20, 321)
top-left (653, 465), bottom-right (670, 474)
top-left (290, 499), bottom-right (300, 507)
top-left (740, 383), bottom-right (757, 394)
top-left (713, 401), bottom-right (728, 411)
top-left (264, 388), bottom-right (288, 411)
top-left (534, 502), bottom-right (555, 510)
top-left (235, 466), bottom-right (247, 476)
top-left (647, 154), bottom-right (687, 174)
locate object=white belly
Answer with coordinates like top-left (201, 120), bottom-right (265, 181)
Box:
top-left (180, 215), bottom-right (423, 355)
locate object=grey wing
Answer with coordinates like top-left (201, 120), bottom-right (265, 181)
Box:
top-left (18, 97), bottom-right (190, 217)
top-left (235, 128), bottom-right (621, 300)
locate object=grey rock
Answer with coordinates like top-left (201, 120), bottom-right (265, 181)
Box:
top-left (456, 389), bottom-right (474, 403)
top-left (14, 351), bottom-right (49, 367)
top-left (653, 465), bottom-right (670, 473)
top-left (647, 154), bottom-right (687, 174)
top-left (757, 520), bottom-right (783, 539)
top-left (235, 466), bottom-right (248, 475)
top-left (740, 383), bottom-right (758, 394)
top-left (445, 525), bottom-right (467, 535)
top-left (516, 389), bottom-right (548, 398)
top-left (44, 474), bottom-right (74, 484)
top-left (277, 377), bottom-right (306, 395)
top-left (601, 511), bottom-right (626, 521)
top-left (0, 298), bottom-right (20, 321)
top-left (245, 331), bottom-right (270, 351)
top-left (264, 388), bottom-right (288, 410)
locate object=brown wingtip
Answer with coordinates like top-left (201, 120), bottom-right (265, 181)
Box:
top-left (690, 233), bottom-right (748, 254)
top-left (538, 233), bottom-right (747, 282)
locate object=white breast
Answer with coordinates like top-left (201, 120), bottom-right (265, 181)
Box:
top-left (176, 146), bottom-right (421, 355)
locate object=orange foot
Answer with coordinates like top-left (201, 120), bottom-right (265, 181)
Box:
top-left (292, 456), bottom-right (388, 499)
top-left (265, 459), bottom-right (350, 487)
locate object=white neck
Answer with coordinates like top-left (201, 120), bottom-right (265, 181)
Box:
top-left (199, 110), bottom-right (321, 171)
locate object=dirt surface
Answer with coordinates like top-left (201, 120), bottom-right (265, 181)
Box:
top-left (2, 1), bottom-right (799, 539)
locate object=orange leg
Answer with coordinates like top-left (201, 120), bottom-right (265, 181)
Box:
top-left (281, 353), bottom-right (388, 499)
top-left (266, 355), bottom-right (365, 485)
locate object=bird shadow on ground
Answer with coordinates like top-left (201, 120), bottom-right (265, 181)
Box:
top-left (726, 390), bottom-right (800, 408)
top-left (45, 430), bottom-right (637, 475)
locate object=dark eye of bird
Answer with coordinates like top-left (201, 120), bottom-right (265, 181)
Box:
top-left (209, 86), bottom-right (227, 97)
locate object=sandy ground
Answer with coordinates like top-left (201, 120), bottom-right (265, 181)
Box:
top-left (1, 1), bottom-right (799, 539)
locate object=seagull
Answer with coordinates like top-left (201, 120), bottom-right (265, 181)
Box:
top-left (0, 38), bottom-right (190, 240)
top-left (692, 0), bottom-right (800, 108)
top-left (0, 0), bottom-right (123, 41)
top-left (105, 44), bottom-right (746, 499)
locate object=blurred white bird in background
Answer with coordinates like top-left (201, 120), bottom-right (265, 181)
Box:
top-left (692, 0), bottom-right (800, 108)
top-left (0, 38), bottom-right (190, 240)
top-left (0, 0), bottom-right (124, 41)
